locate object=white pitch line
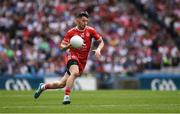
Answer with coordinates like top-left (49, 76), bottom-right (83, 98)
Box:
top-left (1, 104), bottom-right (180, 109)
top-left (0, 95), bottom-right (32, 98)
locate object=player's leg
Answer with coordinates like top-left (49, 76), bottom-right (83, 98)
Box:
top-left (34, 72), bottom-right (69, 99)
top-left (41, 72), bottom-right (70, 89)
top-left (63, 64), bottom-right (80, 104)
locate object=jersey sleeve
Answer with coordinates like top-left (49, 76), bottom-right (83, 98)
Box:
top-left (59, 30), bottom-right (72, 48)
top-left (63, 31), bottom-right (71, 43)
top-left (91, 28), bottom-right (101, 40)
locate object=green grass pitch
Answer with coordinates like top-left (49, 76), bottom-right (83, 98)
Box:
top-left (0, 90), bottom-right (180, 113)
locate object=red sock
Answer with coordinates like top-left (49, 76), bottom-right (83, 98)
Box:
top-left (65, 87), bottom-right (71, 95)
top-left (44, 84), bottom-right (51, 90)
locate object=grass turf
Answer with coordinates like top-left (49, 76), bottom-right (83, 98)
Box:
top-left (0, 90), bottom-right (180, 113)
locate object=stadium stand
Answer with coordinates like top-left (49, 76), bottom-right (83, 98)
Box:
top-left (0, 0), bottom-right (180, 77)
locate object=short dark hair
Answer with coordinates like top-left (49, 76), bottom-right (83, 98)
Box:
top-left (76, 11), bottom-right (89, 18)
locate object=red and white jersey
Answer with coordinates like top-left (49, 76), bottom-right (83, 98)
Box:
top-left (62, 26), bottom-right (101, 72)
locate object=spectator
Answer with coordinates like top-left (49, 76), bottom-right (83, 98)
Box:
top-left (0, 0), bottom-right (179, 77)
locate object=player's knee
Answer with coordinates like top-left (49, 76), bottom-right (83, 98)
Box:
top-left (70, 68), bottom-right (79, 76)
top-left (72, 70), bottom-right (79, 76)
top-left (69, 65), bottom-right (79, 76)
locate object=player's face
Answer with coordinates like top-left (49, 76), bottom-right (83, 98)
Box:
top-left (76, 16), bottom-right (89, 30)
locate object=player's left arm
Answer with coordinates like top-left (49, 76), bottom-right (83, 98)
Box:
top-left (93, 37), bottom-right (104, 59)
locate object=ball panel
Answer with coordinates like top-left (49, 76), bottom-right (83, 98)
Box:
top-left (70, 35), bottom-right (83, 48)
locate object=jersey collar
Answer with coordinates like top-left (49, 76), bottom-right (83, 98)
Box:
top-left (75, 26), bottom-right (86, 32)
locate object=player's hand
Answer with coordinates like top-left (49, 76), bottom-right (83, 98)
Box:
top-left (92, 48), bottom-right (101, 59)
top-left (60, 41), bottom-right (71, 51)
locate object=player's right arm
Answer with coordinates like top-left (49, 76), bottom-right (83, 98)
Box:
top-left (60, 40), bottom-right (71, 51)
top-left (60, 31), bottom-right (72, 51)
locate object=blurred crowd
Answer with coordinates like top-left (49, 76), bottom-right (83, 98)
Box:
top-left (138, 0), bottom-right (180, 36)
top-left (0, 0), bottom-right (180, 77)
